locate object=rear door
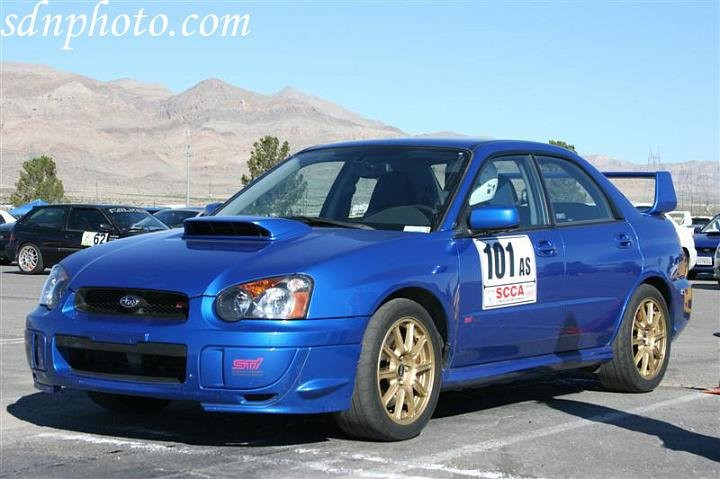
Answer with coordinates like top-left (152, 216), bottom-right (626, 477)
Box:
top-left (61, 207), bottom-right (116, 258)
top-left (15, 206), bottom-right (68, 263)
top-left (453, 154), bottom-right (567, 366)
top-left (535, 155), bottom-right (642, 349)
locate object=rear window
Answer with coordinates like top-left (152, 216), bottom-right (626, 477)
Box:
top-left (22, 207), bottom-right (66, 229)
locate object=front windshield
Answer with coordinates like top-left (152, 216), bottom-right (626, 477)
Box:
top-left (108, 207), bottom-right (168, 232)
top-left (700, 215), bottom-right (720, 233)
top-left (215, 147), bottom-right (470, 231)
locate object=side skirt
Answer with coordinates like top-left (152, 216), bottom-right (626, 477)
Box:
top-left (441, 347), bottom-right (613, 391)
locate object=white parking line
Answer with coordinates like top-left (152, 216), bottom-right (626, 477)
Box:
top-left (36, 432), bottom-right (196, 454)
top-left (426, 392), bottom-right (711, 464)
top-left (0, 338), bottom-right (24, 345)
top-left (294, 448), bottom-right (510, 479)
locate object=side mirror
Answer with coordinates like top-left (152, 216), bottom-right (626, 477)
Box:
top-left (204, 202), bottom-right (222, 216)
top-left (693, 226), bottom-right (702, 234)
top-left (468, 205), bottom-right (519, 233)
top-left (99, 223), bottom-right (114, 232)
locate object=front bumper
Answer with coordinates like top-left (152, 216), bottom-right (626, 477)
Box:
top-left (691, 254), bottom-right (715, 276)
top-left (26, 291), bottom-right (367, 414)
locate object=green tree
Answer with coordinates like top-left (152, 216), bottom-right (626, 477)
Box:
top-left (9, 155), bottom-right (65, 204)
top-left (241, 136), bottom-right (291, 185)
top-left (549, 139), bottom-right (577, 152)
top-left (546, 140), bottom-right (586, 203)
top-left (240, 136), bottom-right (307, 217)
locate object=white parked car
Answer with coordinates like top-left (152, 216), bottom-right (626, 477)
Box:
top-left (0, 210), bottom-right (16, 225)
top-left (667, 210), bottom-right (692, 228)
top-left (635, 205), bottom-right (696, 270)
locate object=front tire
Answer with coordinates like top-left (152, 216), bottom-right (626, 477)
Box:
top-left (334, 298), bottom-right (442, 441)
top-left (17, 243), bottom-right (44, 274)
top-left (598, 284), bottom-right (671, 392)
top-left (87, 391), bottom-right (171, 413)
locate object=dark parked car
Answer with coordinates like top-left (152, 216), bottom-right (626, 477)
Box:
top-left (0, 222), bottom-right (15, 264)
top-left (153, 207), bottom-right (204, 228)
top-left (691, 213), bottom-right (720, 278)
top-left (9, 204), bottom-right (168, 274)
top-left (142, 206), bottom-right (168, 215)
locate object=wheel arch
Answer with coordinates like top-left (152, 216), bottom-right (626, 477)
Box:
top-left (376, 286), bottom-right (451, 364)
top-left (640, 275), bottom-right (673, 315)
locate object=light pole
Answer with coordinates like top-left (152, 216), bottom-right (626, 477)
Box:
top-left (185, 129), bottom-right (192, 206)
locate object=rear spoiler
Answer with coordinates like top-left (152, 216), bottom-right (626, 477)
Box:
top-left (603, 171), bottom-right (677, 215)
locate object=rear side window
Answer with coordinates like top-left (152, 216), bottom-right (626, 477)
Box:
top-left (68, 208), bottom-right (109, 231)
top-left (22, 207), bottom-right (67, 229)
top-left (536, 156), bottom-right (614, 224)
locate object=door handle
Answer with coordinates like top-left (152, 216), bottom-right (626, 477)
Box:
top-left (615, 234), bottom-right (633, 249)
top-left (536, 240), bottom-right (558, 257)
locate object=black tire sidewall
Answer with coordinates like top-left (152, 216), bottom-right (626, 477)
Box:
top-left (348, 298), bottom-right (443, 441)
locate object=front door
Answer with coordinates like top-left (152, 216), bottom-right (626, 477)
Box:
top-left (61, 207), bottom-right (117, 259)
top-left (453, 154), bottom-right (567, 367)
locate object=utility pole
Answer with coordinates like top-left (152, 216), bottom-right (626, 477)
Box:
top-left (185, 129), bottom-right (192, 207)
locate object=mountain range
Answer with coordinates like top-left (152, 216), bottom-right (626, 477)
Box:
top-left (1, 62), bottom-right (717, 209)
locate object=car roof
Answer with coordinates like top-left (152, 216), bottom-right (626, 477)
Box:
top-left (31, 204), bottom-right (144, 210)
top-left (299, 138), bottom-right (573, 154)
top-left (157, 207), bottom-right (204, 213)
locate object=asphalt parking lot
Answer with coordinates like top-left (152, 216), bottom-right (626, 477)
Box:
top-left (0, 265), bottom-right (718, 478)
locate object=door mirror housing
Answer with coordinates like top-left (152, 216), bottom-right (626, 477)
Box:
top-left (98, 223), bottom-right (114, 232)
top-left (468, 205), bottom-right (519, 233)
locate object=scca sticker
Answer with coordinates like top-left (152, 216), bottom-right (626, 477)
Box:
top-left (474, 235), bottom-right (537, 310)
top-left (80, 231), bottom-right (110, 247)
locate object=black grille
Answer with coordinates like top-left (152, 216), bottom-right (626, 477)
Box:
top-left (184, 219), bottom-right (270, 237)
top-left (75, 288), bottom-right (189, 319)
top-left (699, 248), bottom-right (715, 254)
top-left (57, 335), bottom-right (186, 383)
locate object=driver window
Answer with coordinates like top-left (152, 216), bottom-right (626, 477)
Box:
top-left (468, 156), bottom-right (548, 227)
top-left (68, 208), bottom-right (109, 231)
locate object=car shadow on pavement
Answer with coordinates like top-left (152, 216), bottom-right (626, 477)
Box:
top-left (7, 389), bottom-right (336, 447)
top-left (544, 398), bottom-right (720, 463)
top-left (8, 372), bottom-right (603, 447)
top-left (2, 270), bottom-right (49, 276)
top-left (433, 370), bottom-right (602, 419)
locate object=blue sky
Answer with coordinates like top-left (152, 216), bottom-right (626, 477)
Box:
top-left (1, 1), bottom-right (718, 164)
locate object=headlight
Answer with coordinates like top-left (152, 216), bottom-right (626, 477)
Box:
top-left (39, 265), bottom-right (69, 309)
top-left (215, 275), bottom-right (312, 321)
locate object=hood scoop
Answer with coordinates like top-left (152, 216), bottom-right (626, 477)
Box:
top-left (184, 216), bottom-right (311, 241)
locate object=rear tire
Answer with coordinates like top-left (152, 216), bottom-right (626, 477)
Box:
top-left (598, 284), bottom-right (671, 392)
top-left (87, 391), bottom-right (171, 414)
top-left (334, 299), bottom-right (442, 441)
top-left (17, 243), bottom-right (44, 274)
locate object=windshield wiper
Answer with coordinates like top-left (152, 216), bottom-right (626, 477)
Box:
top-left (283, 215), bottom-right (375, 230)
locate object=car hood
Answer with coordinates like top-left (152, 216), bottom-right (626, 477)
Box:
top-left (693, 232), bottom-right (720, 249)
top-left (63, 217), bottom-right (414, 298)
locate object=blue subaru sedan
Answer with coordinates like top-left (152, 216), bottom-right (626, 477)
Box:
top-left (26, 139), bottom-right (692, 441)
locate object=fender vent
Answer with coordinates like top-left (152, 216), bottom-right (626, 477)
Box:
top-left (184, 220), bottom-right (271, 238)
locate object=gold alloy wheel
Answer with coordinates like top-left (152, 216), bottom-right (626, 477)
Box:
top-left (632, 298), bottom-right (667, 379)
top-left (377, 316), bottom-right (435, 425)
